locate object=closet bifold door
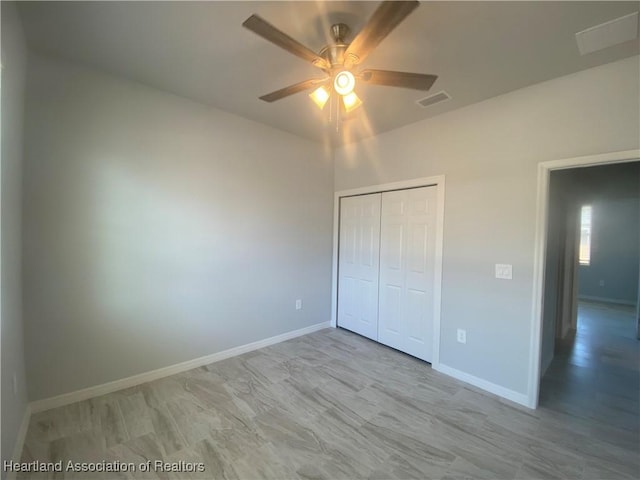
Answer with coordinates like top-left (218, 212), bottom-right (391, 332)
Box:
top-left (337, 193), bottom-right (382, 340)
top-left (378, 187), bottom-right (437, 362)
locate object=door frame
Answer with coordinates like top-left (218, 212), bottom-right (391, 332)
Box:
top-left (331, 175), bottom-right (446, 369)
top-left (528, 149), bottom-right (640, 408)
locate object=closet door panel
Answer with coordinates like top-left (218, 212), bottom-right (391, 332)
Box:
top-left (379, 187), bottom-right (437, 362)
top-left (378, 191), bottom-right (407, 350)
top-left (338, 186), bottom-right (437, 359)
top-left (337, 194), bottom-right (381, 340)
top-left (404, 187), bottom-right (436, 360)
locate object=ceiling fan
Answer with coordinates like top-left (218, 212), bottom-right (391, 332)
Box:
top-left (242, 0), bottom-right (437, 114)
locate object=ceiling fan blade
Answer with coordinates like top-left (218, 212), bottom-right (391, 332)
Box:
top-left (344, 1), bottom-right (419, 67)
top-left (243, 15), bottom-right (330, 70)
top-left (359, 69), bottom-right (437, 90)
top-left (259, 78), bottom-right (329, 103)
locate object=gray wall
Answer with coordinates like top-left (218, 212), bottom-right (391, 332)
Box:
top-left (575, 163), bottom-right (640, 305)
top-left (23, 53), bottom-right (334, 401)
top-left (540, 171), bottom-right (571, 376)
top-left (335, 56), bottom-right (640, 396)
top-left (1, 1), bottom-right (29, 470)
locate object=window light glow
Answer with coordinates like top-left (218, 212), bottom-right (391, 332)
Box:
top-left (579, 205), bottom-right (592, 265)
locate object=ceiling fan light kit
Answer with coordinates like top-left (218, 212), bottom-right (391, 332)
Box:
top-left (334, 71), bottom-right (356, 96)
top-left (309, 86), bottom-right (331, 110)
top-left (242, 0), bottom-right (437, 124)
top-left (342, 92), bottom-right (363, 113)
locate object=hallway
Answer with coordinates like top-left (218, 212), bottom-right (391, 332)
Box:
top-left (540, 301), bottom-right (639, 440)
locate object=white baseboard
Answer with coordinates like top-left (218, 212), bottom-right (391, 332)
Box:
top-left (30, 321), bottom-right (331, 413)
top-left (578, 295), bottom-right (636, 307)
top-left (435, 363), bottom-right (531, 408)
top-left (7, 404), bottom-right (32, 480)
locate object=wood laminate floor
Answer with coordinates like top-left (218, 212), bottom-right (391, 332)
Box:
top-left (19, 304), bottom-right (639, 479)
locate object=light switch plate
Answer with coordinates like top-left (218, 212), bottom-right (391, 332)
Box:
top-left (495, 264), bottom-right (513, 280)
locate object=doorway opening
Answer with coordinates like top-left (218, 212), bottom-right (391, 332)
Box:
top-left (538, 161), bottom-right (639, 420)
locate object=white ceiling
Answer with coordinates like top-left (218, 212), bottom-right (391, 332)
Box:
top-left (16, 1), bottom-right (640, 145)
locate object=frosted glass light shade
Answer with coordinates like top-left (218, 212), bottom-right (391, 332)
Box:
top-left (342, 91), bottom-right (362, 112)
top-left (334, 71), bottom-right (355, 96)
top-left (309, 86), bottom-right (330, 109)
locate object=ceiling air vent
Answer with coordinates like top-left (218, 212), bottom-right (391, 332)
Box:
top-left (575, 11), bottom-right (639, 55)
top-left (416, 90), bottom-right (451, 108)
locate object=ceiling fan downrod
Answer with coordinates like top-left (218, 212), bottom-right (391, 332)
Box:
top-left (319, 23), bottom-right (351, 69)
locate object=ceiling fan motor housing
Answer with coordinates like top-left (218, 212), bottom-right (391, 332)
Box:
top-left (319, 43), bottom-right (348, 69)
top-left (318, 23), bottom-right (352, 69)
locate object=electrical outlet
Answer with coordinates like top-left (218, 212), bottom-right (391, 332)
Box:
top-left (457, 329), bottom-right (467, 344)
top-left (599, 279), bottom-right (605, 287)
top-left (295, 299), bottom-right (302, 310)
